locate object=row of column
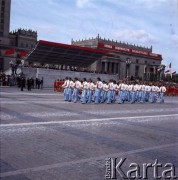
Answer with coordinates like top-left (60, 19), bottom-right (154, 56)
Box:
top-left (102, 62), bottom-right (120, 74)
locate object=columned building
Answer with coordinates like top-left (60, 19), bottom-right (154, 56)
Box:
top-left (72, 35), bottom-right (163, 80)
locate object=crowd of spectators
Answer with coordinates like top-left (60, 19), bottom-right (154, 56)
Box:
top-left (0, 73), bottom-right (9, 86)
top-left (16, 76), bottom-right (44, 91)
top-left (0, 72), bottom-right (44, 91)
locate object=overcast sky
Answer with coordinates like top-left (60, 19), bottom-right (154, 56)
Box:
top-left (11, 0), bottom-right (178, 71)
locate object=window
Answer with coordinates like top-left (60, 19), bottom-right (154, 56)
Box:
top-left (26, 43), bottom-right (28, 48)
top-left (21, 43), bottom-right (24, 47)
top-left (153, 62), bottom-right (155, 64)
top-left (135, 65), bottom-right (139, 77)
top-left (145, 61), bottom-right (147, 64)
top-left (136, 59), bottom-right (139, 64)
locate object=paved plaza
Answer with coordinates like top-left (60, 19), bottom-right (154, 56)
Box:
top-left (0, 87), bottom-right (178, 180)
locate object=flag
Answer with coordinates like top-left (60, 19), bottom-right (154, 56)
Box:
top-left (165, 69), bottom-right (170, 73)
top-left (170, 70), bottom-right (176, 78)
top-left (172, 71), bottom-right (176, 75)
top-left (169, 63), bottom-right (171, 69)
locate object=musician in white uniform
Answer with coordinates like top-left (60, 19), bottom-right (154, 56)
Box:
top-left (137, 83), bottom-right (142, 102)
top-left (128, 83), bottom-right (133, 102)
top-left (112, 80), bottom-right (118, 103)
top-left (159, 85), bottom-right (166, 103)
top-left (68, 78), bottom-right (74, 102)
top-left (72, 78), bottom-right (81, 103)
top-left (140, 83), bottom-right (146, 103)
top-left (81, 78), bottom-right (88, 104)
top-left (100, 81), bottom-right (106, 103)
top-left (145, 83), bottom-right (151, 102)
top-left (62, 77), bottom-right (69, 101)
top-left (118, 81), bottom-right (126, 104)
top-left (102, 81), bottom-right (109, 103)
top-left (131, 83), bottom-right (138, 104)
top-left (94, 77), bottom-right (103, 104)
top-left (107, 80), bottom-right (113, 104)
top-left (150, 84), bottom-right (156, 103)
top-left (124, 82), bottom-right (129, 102)
top-left (87, 79), bottom-right (94, 103)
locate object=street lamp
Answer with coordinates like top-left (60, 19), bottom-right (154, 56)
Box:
top-left (9, 60), bottom-right (14, 75)
top-left (126, 58), bottom-right (131, 79)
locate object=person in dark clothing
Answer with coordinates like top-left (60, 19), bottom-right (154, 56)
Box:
top-left (40, 78), bottom-right (43, 89)
top-left (27, 78), bottom-right (31, 91)
top-left (20, 77), bottom-right (26, 91)
top-left (35, 78), bottom-right (38, 88)
top-left (31, 78), bottom-right (34, 89)
top-left (37, 78), bottom-right (40, 89)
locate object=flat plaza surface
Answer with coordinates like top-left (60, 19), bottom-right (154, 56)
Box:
top-left (0, 87), bottom-right (178, 180)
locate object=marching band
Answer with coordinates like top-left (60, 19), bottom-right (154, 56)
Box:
top-left (61, 77), bottom-right (167, 104)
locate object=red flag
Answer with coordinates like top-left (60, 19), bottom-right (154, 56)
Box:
top-left (5, 49), bottom-right (15, 55)
top-left (172, 71), bottom-right (176, 75)
top-left (165, 70), bottom-right (170, 73)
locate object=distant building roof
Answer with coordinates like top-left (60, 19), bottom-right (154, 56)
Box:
top-left (26, 40), bottom-right (114, 67)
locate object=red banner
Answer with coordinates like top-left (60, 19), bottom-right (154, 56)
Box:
top-left (5, 49), bottom-right (16, 55)
top-left (98, 43), bottom-right (162, 59)
top-left (19, 51), bottom-right (28, 58)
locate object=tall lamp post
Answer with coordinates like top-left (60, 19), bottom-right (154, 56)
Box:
top-left (126, 58), bottom-right (131, 80)
top-left (9, 60), bottom-right (14, 75)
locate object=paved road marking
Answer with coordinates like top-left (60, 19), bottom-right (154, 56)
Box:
top-left (0, 112), bottom-right (79, 120)
top-left (0, 142), bottom-right (177, 178)
top-left (0, 92), bottom-right (59, 96)
top-left (1, 101), bottom-right (68, 104)
top-left (0, 114), bottom-right (178, 128)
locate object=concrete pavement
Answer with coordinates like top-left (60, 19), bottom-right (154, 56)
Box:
top-left (0, 87), bottom-right (178, 180)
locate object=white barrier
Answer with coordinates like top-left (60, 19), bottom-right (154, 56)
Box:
top-left (22, 67), bottom-right (119, 88)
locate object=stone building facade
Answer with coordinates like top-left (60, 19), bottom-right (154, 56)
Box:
top-left (72, 35), bottom-right (163, 81)
top-left (0, 0), bottom-right (37, 71)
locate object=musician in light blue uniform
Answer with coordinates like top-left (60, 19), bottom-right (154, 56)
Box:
top-left (107, 80), bottom-right (113, 104)
top-left (140, 83), bottom-right (146, 103)
top-left (67, 77), bottom-right (74, 102)
top-left (150, 84), bottom-right (156, 103)
top-left (72, 78), bottom-right (81, 103)
top-left (62, 77), bottom-right (69, 101)
top-left (118, 81), bottom-right (126, 104)
top-left (112, 80), bottom-right (117, 103)
top-left (94, 77), bottom-right (103, 104)
top-left (100, 81), bottom-right (106, 103)
top-left (81, 78), bottom-right (88, 104)
top-left (159, 85), bottom-right (166, 103)
top-left (87, 79), bottom-right (94, 103)
top-left (131, 83), bottom-right (138, 104)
